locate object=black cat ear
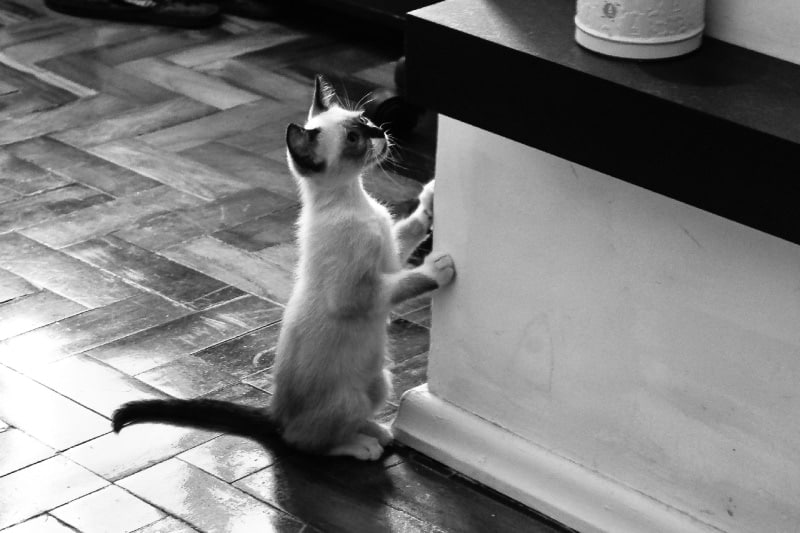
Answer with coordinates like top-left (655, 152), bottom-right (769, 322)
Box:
top-left (310, 75), bottom-right (334, 119)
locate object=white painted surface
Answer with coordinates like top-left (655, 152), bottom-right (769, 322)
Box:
top-left (413, 115), bottom-right (800, 533)
top-left (705, 0), bottom-right (800, 65)
top-left (394, 385), bottom-right (720, 533)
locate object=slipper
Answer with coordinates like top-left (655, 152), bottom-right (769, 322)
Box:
top-left (44, 0), bottom-right (221, 28)
top-left (216, 0), bottom-right (277, 20)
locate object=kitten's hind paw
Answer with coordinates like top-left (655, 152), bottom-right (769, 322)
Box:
top-left (423, 251), bottom-right (455, 287)
top-left (329, 433), bottom-right (384, 461)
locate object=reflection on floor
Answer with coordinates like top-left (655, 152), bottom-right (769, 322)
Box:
top-left (0, 2), bottom-right (570, 531)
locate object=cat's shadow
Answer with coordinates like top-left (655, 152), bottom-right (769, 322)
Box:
top-left (261, 441), bottom-right (400, 531)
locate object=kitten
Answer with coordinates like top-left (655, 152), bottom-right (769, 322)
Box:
top-left (112, 75), bottom-right (455, 460)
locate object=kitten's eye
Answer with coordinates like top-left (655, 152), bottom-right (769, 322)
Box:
top-left (346, 131), bottom-right (360, 144)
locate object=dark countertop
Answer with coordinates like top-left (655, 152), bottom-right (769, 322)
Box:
top-left (405, 0), bottom-right (800, 245)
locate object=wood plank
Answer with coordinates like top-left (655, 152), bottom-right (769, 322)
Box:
top-left (0, 232), bottom-right (140, 308)
top-left (0, 290), bottom-right (86, 341)
top-left (135, 98), bottom-right (286, 153)
top-left (85, 294), bottom-right (282, 375)
top-left (161, 236), bottom-right (294, 304)
top-left (39, 53), bottom-right (178, 105)
top-left (0, 183), bottom-right (112, 233)
top-left (50, 485), bottom-right (165, 533)
top-left (180, 141), bottom-right (299, 200)
top-left (0, 267), bottom-right (37, 303)
top-left (0, 94), bottom-right (134, 145)
top-left (212, 205), bottom-right (298, 252)
top-left (113, 187), bottom-right (296, 251)
top-left (194, 59), bottom-right (313, 104)
top-left (0, 17), bottom-right (80, 49)
top-left (89, 139), bottom-right (251, 201)
top-left (0, 149), bottom-right (71, 195)
top-left (118, 57), bottom-right (263, 110)
top-left (51, 96), bottom-right (217, 148)
top-left (19, 185), bottom-right (205, 248)
top-left (7, 136), bottom-right (162, 196)
top-left (65, 235), bottom-right (246, 310)
top-left (2, 23), bottom-right (152, 65)
top-left (119, 459), bottom-right (304, 533)
top-left (0, 292), bottom-right (190, 372)
top-left (0, 455), bottom-right (107, 529)
top-left (164, 27), bottom-right (307, 68)
top-left (27, 354), bottom-right (168, 418)
top-left (0, 365), bottom-right (111, 451)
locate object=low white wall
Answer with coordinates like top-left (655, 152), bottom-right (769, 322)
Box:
top-left (706, 0), bottom-right (800, 65)
top-left (424, 115), bottom-right (800, 533)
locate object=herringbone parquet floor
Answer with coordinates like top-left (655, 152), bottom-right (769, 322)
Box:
top-left (0, 2), bottom-right (570, 532)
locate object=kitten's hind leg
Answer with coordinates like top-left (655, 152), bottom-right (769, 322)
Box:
top-left (328, 433), bottom-right (384, 461)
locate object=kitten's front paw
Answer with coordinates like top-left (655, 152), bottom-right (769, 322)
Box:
top-left (424, 251), bottom-right (455, 287)
top-left (418, 179), bottom-right (434, 216)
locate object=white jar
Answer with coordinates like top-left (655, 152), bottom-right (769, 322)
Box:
top-left (575, 0), bottom-right (705, 59)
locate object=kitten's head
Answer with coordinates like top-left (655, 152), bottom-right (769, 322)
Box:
top-left (286, 75), bottom-right (389, 183)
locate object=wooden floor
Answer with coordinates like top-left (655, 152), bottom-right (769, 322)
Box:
top-left (0, 2), bottom-right (570, 532)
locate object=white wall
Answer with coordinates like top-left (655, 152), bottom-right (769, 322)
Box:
top-left (706, 0), bottom-right (800, 65)
top-left (428, 116), bottom-right (800, 533)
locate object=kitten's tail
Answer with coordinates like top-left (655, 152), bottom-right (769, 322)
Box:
top-left (112, 399), bottom-right (281, 443)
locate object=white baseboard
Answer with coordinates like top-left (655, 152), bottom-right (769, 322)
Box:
top-left (392, 385), bottom-right (722, 533)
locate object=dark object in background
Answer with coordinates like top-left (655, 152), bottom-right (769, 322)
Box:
top-left (363, 87), bottom-right (424, 138)
top-left (44, 0), bottom-right (221, 28)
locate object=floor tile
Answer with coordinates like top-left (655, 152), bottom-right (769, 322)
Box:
top-left (179, 434), bottom-right (276, 483)
top-left (0, 427), bottom-right (55, 477)
top-left (0, 365), bottom-right (110, 450)
top-left (65, 424), bottom-right (218, 482)
top-left (7, 136), bottom-right (162, 196)
top-left (0, 232), bottom-right (139, 308)
top-left (0, 289), bottom-right (86, 341)
top-left (202, 382), bottom-right (271, 407)
top-left (89, 139), bottom-right (251, 201)
top-left (0, 183), bottom-right (112, 233)
top-left (0, 515), bottom-right (77, 533)
top-left (52, 484), bottom-right (165, 533)
top-left (0, 292), bottom-right (188, 371)
top-left (65, 235), bottom-right (246, 310)
top-left (51, 96), bottom-right (217, 149)
top-left (0, 185), bottom-right (21, 204)
top-left (0, 455), bottom-right (108, 529)
top-left (162, 236), bottom-right (294, 304)
top-left (0, 268), bottom-right (38, 304)
top-left (137, 355), bottom-right (239, 399)
top-left (85, 294), bottom-right (281, 375)
top-left (28, 353), bottom-right (168, 418)
top-left (19, 184), bottom-right (204, 248)
top-left (118, 57), bottom-right (262, 110)
top-left (113, 187), bottom-right (297, 251)
top-left (193, 322), bottom-right (281, 378)
top-left (119, 459), bottom-right (304, 533)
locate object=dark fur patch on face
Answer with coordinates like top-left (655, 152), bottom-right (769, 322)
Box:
top-left (286, 123), bottom-right (325, 173)
top-left (341, 117), bottom-right (386, 161)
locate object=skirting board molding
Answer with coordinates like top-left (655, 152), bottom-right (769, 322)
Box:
top-left (392, 385), bottom-right (722, 533)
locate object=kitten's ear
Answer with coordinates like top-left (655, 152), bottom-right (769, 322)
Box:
top-left (310, 75), bottom-right (335, 119)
